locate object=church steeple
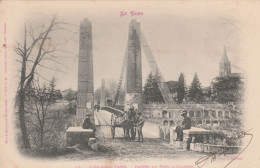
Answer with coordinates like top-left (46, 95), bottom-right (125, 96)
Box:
top-left (221, 46), bottom-right (229, 62)
top-left (219, 46), bottom-right (231, 77)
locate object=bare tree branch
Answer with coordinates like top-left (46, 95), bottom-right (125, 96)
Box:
top-left (37, 63), bottom-right (62, 72)
top-left (15, 16), bottom-right (76, 148)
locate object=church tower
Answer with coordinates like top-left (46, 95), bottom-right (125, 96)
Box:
top-left (219, 46), bottom-right (231, 77)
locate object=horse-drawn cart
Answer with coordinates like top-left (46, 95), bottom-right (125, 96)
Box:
top-left (110, 113), bottom-right (125, 138)
top-left (101, 106), bottom-right (135, 139)
top-left (111, 112), bottom-right (136, 139)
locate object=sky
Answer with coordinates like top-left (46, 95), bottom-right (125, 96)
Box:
top-left (10, 1), bottom-right (243, 92)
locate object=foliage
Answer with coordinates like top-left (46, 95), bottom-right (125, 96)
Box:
top-left (211, 76), bottom-right (243, 103)
top-left (176, 73), bottom-right (186, 104)
top-left (166, 81), bottom-right (178, 94)
top-left (49, 78), bottom-right (63, 101)
top-left (197, 109), bottom-right (243, 146)
top-left (25, 80), bottom-right (61, 148)
top-left (142, 72), bottom-right (165, 104)
top-left (55, 90), bottom-right (63, 100)
top-left (68, 101), bottom-right (76, 115)
top-left (188, 73), bottom-right (203, 102)
top-left (201, 86), bottom-right (212, 101)
top-left (63, 89), bottom-right (77, 102)
top-left (15, 16), bottom-right (76, 149)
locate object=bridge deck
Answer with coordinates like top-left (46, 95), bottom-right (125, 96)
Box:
top-left (60, 110), bottom-right (238, 161)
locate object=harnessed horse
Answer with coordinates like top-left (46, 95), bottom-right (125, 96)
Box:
top-left (121, 111), bottom-right (136, 140)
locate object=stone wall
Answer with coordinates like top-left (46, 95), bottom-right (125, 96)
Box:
top-left (142, 103), bottom-right (241, 127)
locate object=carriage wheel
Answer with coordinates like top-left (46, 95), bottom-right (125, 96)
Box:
top-left (111, 114), bottom-right (116, 138)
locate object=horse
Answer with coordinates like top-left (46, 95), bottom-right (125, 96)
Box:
top-left (121, 111), bottom-right (136, 140)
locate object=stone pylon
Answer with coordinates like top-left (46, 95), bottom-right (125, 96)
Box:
top-left (124, 20), bottom-right (142, 111)
top-left (76, 18), bottom-right (94, 125)
top-left (100, 79), bottom-right (106, 107)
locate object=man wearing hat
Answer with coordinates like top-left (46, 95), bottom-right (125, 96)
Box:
top-left (175, 110), bottom-right (191, 141)
top-left (82, 114), bottom-right (96, 132)
top-left (135, 112), bottom-right (144, 142)
top-left (128, 106), bottom-right (136, 140)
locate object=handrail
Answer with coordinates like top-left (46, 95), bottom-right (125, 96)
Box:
top-left (101, 106), bottom-right (125, 117)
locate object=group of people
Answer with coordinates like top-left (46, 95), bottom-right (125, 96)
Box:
top-left (81, 105), bottom-right (145, 142)
top-left (127, 108), bottom-right (191, 142)
top-left (81, 106), bottom-right (190, 142)
top-left (126, 106), bottom-right (145, 142)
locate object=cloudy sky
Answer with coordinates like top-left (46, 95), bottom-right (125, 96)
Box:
top-left (9, 1), bottom-right (243, 91)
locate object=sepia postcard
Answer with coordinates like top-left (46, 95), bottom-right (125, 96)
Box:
top-left (0, 1), bottom-right (260, 168)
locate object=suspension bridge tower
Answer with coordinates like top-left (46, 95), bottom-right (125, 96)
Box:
top-left (76, 18), bottom-right (94, 125)
top-left (124, 20), bottom-right (143, 111)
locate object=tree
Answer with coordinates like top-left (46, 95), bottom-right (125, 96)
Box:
top-left (142, 72), bottom-right (164, 104)
top-left (68, 101), bottom-right (76, 115)
top-left (49, 78), bottom-right (63, 102)
top-left (211, 76), bottom-right (243, 103)
top-left (166, 81), bottom-right (178, 94)
top-left (63, 89), bottom-right (77, 102)
top-left (177, 73), bottom-right (186, 104)
top-left (188, 73), bottom-right (203, 102)
top-left (142, 73), bottom-right (152, 104)
top-left (54, 90), bottom-right (63, 100)
top-left (15, 16), bottom-right (76, 148)
top-left (25, 80), bottom-right (59, 147)
top-left (202, 86), bottom-right (212, 101)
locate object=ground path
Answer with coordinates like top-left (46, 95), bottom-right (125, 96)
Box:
top-left (58, 110), bottom-right (205, 161)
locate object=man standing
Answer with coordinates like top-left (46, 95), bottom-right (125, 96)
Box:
top-left (135, 112), bottom-right (144, 142)
top-left (175, 110), bottom-right (191, 141)
top-left (128, 106), bottom-right (136, 140)
top-left (82, 114), bottom-right (96, 133)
